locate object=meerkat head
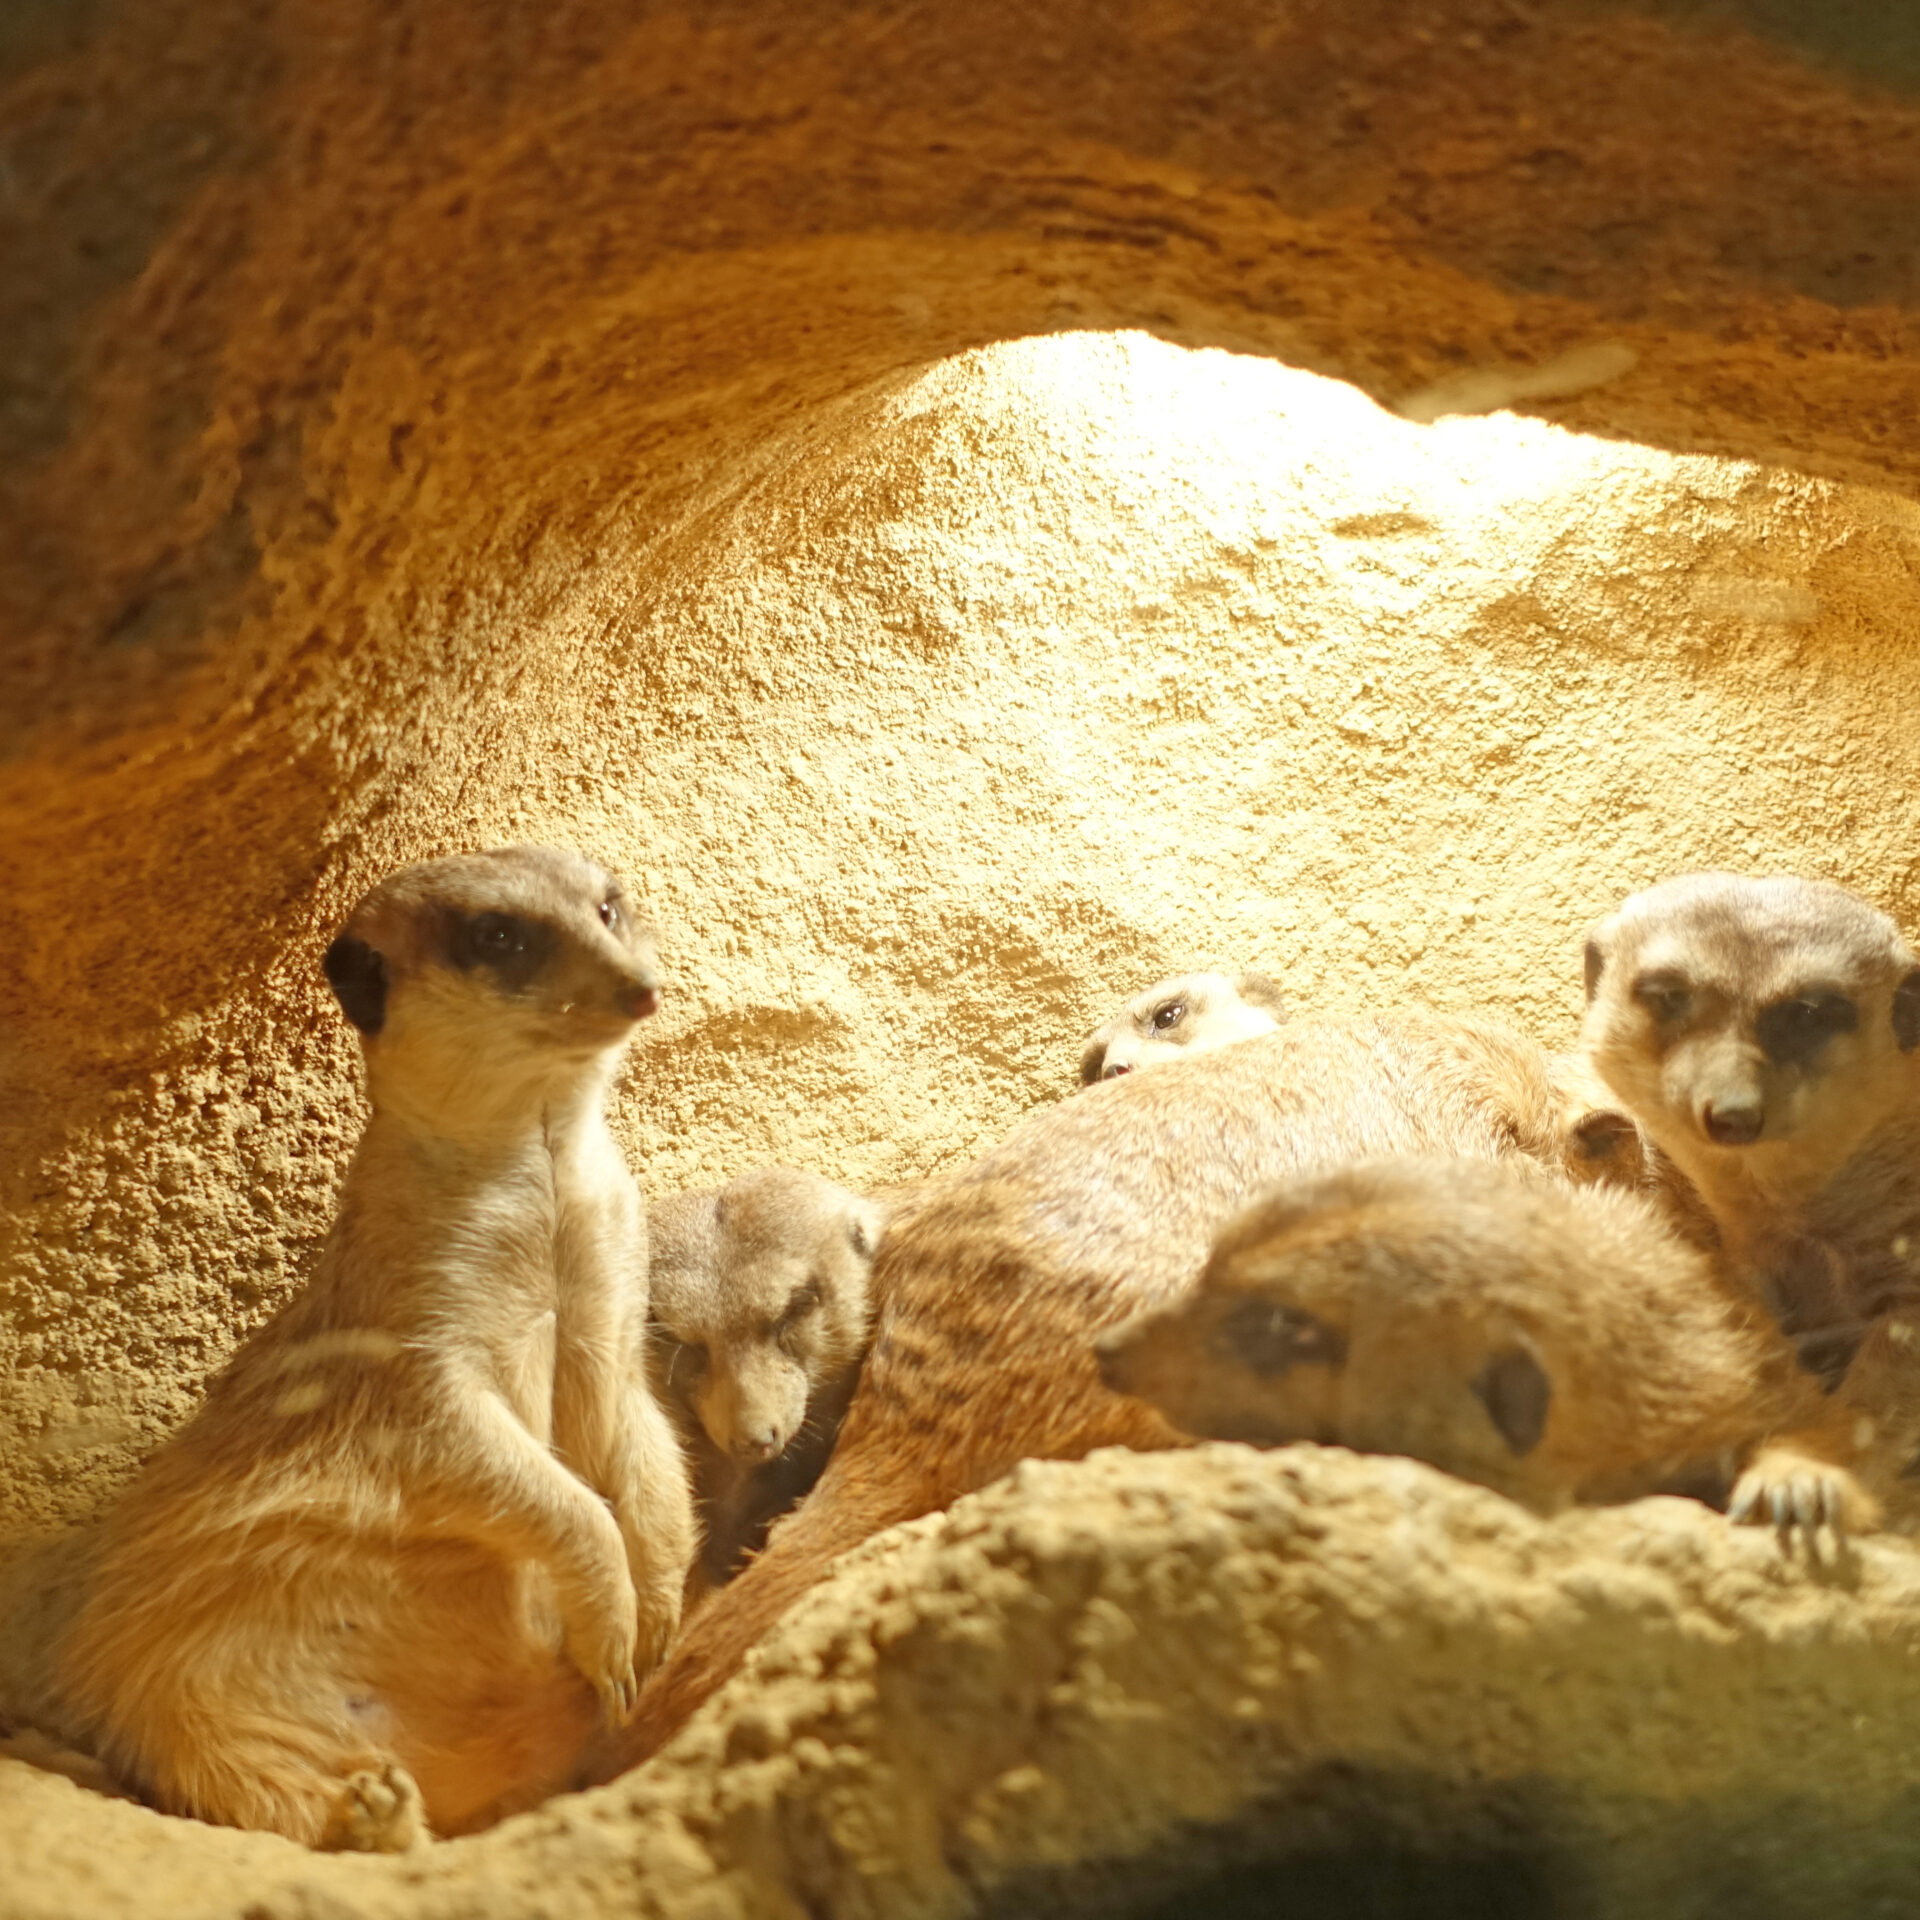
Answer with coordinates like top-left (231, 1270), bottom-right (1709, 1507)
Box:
top-left (652, 1168), bottom-right (882, 1464)
top-left (1097, 1160), bottom-right (1566, 1504)
top-left (1581, 873), bottom-right (1920, 1200)
top-left (322, 846), bottom-right (661, 1115)
top-left (1078, 970), bottom-right (1287, 1086)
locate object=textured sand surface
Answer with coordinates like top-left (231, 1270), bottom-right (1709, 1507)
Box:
top-left (5, 0), bottom-right (1920, 1911)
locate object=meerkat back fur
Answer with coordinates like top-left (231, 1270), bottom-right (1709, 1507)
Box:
top-left (57, 847), bottom-right (695, 1847)
top-left (1078, 970), bottom-right (1287, 1085)
top-left (588, 1008), bottom-right (1641, 1773)
top-left (649, 1167), bottom-right (883, 1590)
top-left (1096, 1156), bottom-right (1868, 1526)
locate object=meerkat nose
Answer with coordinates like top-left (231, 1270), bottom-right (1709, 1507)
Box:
top-left (1702, 1099), bottom-right (1764, 1146)
top-left (1102, 1061), bottom-right (1134, 1080)
top-left (617, 982), bottom-right (661, 1020)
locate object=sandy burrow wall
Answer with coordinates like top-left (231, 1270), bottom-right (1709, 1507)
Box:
top-left (3, 0), bottom-right (1920, 1910)
top-left (5, 0), bottom-right (1920, 1541)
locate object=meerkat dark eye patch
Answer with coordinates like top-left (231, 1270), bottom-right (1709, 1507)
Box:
top-left (1150, 1000), bottom-right (1186, 1033)
top-left (323, 935), bottom-right (389, 1035)
top-left (779, 1282), bottom-right (823, 1329)
top-left (448, 910), bottom-right (552, 990)
top-left (1630, 971), bottom-right (1692, 1025)
top-left (1472, 1348), bottom-right (1551, 1456)
top-left (1210, 1297), bottom-right (1347, 1376)
top-left (1755, 990), bottom-right (1857, 1066)
top-left (1894, 970), bottom-right (1920, 1052)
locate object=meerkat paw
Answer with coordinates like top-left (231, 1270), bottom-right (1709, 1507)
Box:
top-left (318, 1763), bottom-right (427, 1853)
top-left (567, 1612), bottom-right (641, 1726)
top-left (1728, 1448), bottom-right (1878, 1540)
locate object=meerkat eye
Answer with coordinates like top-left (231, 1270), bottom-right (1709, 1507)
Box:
top-left (780, 1282), bottom-right (823, 1329)
top-left (1756, 990), bottom-right (1858, 1065)
top-left (1151, 1001), bottom-right (1186, 1033)
top-left (1631, 974), bottom-right (1692, 1024)
top-left (598, 898), bottom-right (620, 931)
top-left (454, 911), bottom-right (533, 969)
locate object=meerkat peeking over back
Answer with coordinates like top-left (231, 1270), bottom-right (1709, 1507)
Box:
top-left (58, 847), bottom-right (695, 1850)
top-left (1078, 970), bottom-right (1287, 1085)
top-left (650, 1167), bottom-right (883, 1590)
top-left (1098, 1156), bottom-right (1873, 1531)
top-left (1583, 874), bottom-right (1920, 1234)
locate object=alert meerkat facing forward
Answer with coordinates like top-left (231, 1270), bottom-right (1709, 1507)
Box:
top-left (1581, 874), bottom-right (1920, 1304)
top-left (57, 847), bottom-right (695, 1849)
top-left (1078, 970), bottom-right (1287, 1085)
top-left (1582, 871), bottom-right (1920, 1515)
top-left (649, 1168), bottom-right (883, 1592)
top-left (1097, 1156), bottom-right (1869, 1530)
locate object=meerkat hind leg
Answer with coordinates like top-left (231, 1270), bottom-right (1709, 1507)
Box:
top-left (318, 1762), bottom-right (427, 1852)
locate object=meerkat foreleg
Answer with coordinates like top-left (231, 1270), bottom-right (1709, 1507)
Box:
top-left (413, 1388), bottom-right (642, 1722)
top-left (591, 1383), bottom-right (696, 1670)
top-left (1727, 1443), bottom-right (1878, 1541)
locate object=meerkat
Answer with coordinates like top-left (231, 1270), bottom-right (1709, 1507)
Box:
top-left (648, 1167), bottom-right (884, 1593)
top-left (585, 1008), bottom-right (1648, 1776)
top-left (1581, 873), bottom-right (1920, 1314)
top-left (57, 847), bottom-right (696, 1849)
top-left (1095, 1156), bottom-right (1869, 1527)
top-left (1582, 871), bottom-right (1920, 1514)
top-left (1078, 970), bottom-right (1288, 1085)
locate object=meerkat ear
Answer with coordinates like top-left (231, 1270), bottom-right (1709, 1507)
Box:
top-left (1583, 935), bottom-right (1607, 1002)
top-left (1894, 968), bottom-right (1920, 1052)
top-left (1078, 1034), bottom-right (1110, 1087)
top-left (1231, 972), bottom-right (1289, 1021)
top-left (847, 1199), bottom-right (885, 1262)
top-left (1569, 1107), bottom-right (1638, 1164)
top-left (1472, 1347), bottom-right (1551, 1456)
top-left (323, 934), bottom-right (390, 1036)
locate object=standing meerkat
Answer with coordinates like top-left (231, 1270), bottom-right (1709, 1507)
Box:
top-left (1078, 970), bottom-right (1288, 1085)
top-left (649, 1167), bottom-right (884, 1592)
top-left (586, 1010), bottom-right (1622, 1776)
top-left (58, 847), bottom-right (696, 1848)
top-left (1096, 1157), bottom-right (1871, 1528)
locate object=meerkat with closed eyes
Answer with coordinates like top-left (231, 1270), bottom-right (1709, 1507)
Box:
top-left (1096, 1156), bottom-right (1869, 1530)
top-left (649, 1167), bottom-right (884, 1593)
top-left (57, 847), bottom-right (695, 1849)
top-left (1078, 970), bottom-right (1287, 1085)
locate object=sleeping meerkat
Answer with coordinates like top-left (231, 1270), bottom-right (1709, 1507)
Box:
top-left (648, 1168), bottom-right (884, 1592)
top-left (57, 847), bottom-right (696, 1849)
top-left (1095, 1156), bottom-right (1871, 1528)
top-left (586, 1009), bottom-right (1661, 1774)
top-left (1078, 970), bottom-right (1287, 1085)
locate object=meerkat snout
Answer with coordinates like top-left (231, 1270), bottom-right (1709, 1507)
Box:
top-left (1078, 969), bottom-right (1287, 1086)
